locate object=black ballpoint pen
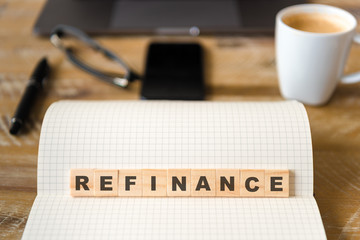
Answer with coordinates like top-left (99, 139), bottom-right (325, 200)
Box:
top-left (9, 57), bottom-right (50, 135)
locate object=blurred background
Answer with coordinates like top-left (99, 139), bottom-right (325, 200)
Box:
top-left (0, 0), bottom-right (360, 239)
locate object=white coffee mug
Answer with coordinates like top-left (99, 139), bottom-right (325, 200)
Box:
top-left (276, 4), bottom-right (360, 106)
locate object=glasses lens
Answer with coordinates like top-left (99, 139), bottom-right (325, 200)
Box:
top-left (61, 36), bottom-right (127, 78)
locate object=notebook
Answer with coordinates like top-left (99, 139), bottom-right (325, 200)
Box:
top-left (22, 100), bottom-right (326, 239)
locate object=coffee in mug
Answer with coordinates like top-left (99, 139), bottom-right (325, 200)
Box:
top-left (282, 12), bottom-right (349, 33)
top-left (276, 4), bottom-right (360, 106)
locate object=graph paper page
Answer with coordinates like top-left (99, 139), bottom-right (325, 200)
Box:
top-left (23, 101), bottom-right (326, 239)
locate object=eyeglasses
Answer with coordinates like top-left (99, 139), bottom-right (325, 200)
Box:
top-left (50, 25), bottom-right (140, 88)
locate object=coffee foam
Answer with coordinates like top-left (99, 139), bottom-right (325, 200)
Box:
top-left (282, 12), bottom-right (350, 33)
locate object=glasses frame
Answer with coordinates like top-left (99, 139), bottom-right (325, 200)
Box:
top-left (50, 25), bottom-right (140, 88)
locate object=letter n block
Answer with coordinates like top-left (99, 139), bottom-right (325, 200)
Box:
top-left (191, 169), bottom-right (216, 197)
top-left (119, 169), bottom-right (143, 196)
top-left (216, 169), bottom-right (240, 197)
top-left (265, 170), bottom-right (289, 197)
top-left (167, 169), bottom-right (191, 197)
top-left (240, 170), bottom-right (265, 197)
top-left (142, 169), bottom-right (167, 197)
top-left (94, 169), bottom-right (118, 197)
top-left (70, 169), bottom-right (94, 196)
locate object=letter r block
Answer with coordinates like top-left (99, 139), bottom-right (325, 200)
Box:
top-left (119, 169), bottom-right (143, 196)
top-left (94, 169), bottom-right (118, 197)
top-left (240, 170), bottom-right (265, 197)
top-left (265, 170), bottom-right (289, 197)
top-left (70, 169), bottom-right (94, 197)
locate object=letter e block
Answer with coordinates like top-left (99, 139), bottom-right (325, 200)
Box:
top-left (216, 169), bottom-right (240, 197)
top-left (119, 169), bottom-right (143, 196)
top-left (142, 169), bottom-right (167, 196)
top-left (240, 170), bottom-right (265, 197)
top-left (191, 169), bottom-right (216, 197)
top-left (265, 170), bottom-right (289, 197)
top-left (70, 169), bottom-right (94, 197)
top-left (167, 169), bottom-right (191, 197)
top-left (94, 169), bottom-right (118, 197)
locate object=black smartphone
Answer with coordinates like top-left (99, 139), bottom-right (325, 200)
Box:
top-left (141, 43), bottom-right (205, 100)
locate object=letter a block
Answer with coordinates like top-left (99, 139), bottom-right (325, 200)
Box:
top-left (70, 169), bottom-right (95, 196)
top-left (240, 170), bottom-right (265, 197)
top-left (191, 169), bottom-right (216, 197)
top-left (265, 170), bottom-right (289, 197)
top-left (94, 169), bottom-right (118, 197)
top-left (216, 169), bottom-right (240, 197)
top-left (167, 169), bottom-right (191, 197)
top-left (119, 169), bottom-right (143, 197)
top-left (142, 169), bottom-right (167, 196)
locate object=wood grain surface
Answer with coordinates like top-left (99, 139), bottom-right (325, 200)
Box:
top-left (0, 0), bottom-right (360, 239)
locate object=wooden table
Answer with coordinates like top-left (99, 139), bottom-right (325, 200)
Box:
top-left (1, 0), bottom-right (359, 239)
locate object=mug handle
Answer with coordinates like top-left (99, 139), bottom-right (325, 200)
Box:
top-left (341, 33), bottom-right (360, 84)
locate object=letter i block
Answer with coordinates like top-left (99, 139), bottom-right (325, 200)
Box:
top-left (70, 169), bottom-right (95, 196)
top-left (167, 169), bottom-right (191, 197)
top-left (191, 169), bottom-right (216, 197)
top-left (265, 170), bottom-right (289, 197)
top-left (142, 169), bottom-right (167, 197)
top-left (119, 169), bottom-right (143, 196)
top-left (240, 170), bottom-right (265, 197)
top-left (94, 169), bottom-right (118, 197)
top-left (216, 169), bottom-right (240, 197)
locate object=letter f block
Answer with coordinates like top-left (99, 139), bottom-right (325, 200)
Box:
top-left (240, 170), bottom-right (265, 197)
top-left (119, 169), bottom-right (143, 196)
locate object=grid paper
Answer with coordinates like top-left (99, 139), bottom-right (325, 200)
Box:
top-left (22, 101), bottom-right (326, 239)
top-left (23, 196), bottom-right (325, 240)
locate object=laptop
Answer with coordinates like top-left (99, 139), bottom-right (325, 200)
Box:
top-left (34, 0), bottom-right (305, 36)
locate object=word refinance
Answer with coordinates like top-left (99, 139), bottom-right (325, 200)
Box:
top-left (70, 169), bottom-right (290, 197)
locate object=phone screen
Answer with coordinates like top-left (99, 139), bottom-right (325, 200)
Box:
top-left (141, 43), bottom-right (205, 100)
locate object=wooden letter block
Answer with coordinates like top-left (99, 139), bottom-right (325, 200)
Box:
top-left (94, 169), bottom-right (118, 197)
top-left (142, 169), bottom-right (167, 196)
top-left (216, 169), bottom-right (240, 197)
top-left (167, 169), bottom-right (191, 197)
top-left (70, 169), bottom-right (94, 197)
top-left (70, 168), bottom-right (290, 198)
top-left (191, 169), bottom-right (216, 197)
top-left (240, 170), bottom-right (265, 197)
top-left (265, 170), bottom-right (289, 197)
top-left (119, 169), bottom-right (142, 197)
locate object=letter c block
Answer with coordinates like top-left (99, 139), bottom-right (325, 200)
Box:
top-left (240, 170), bottom-right (265, 197)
